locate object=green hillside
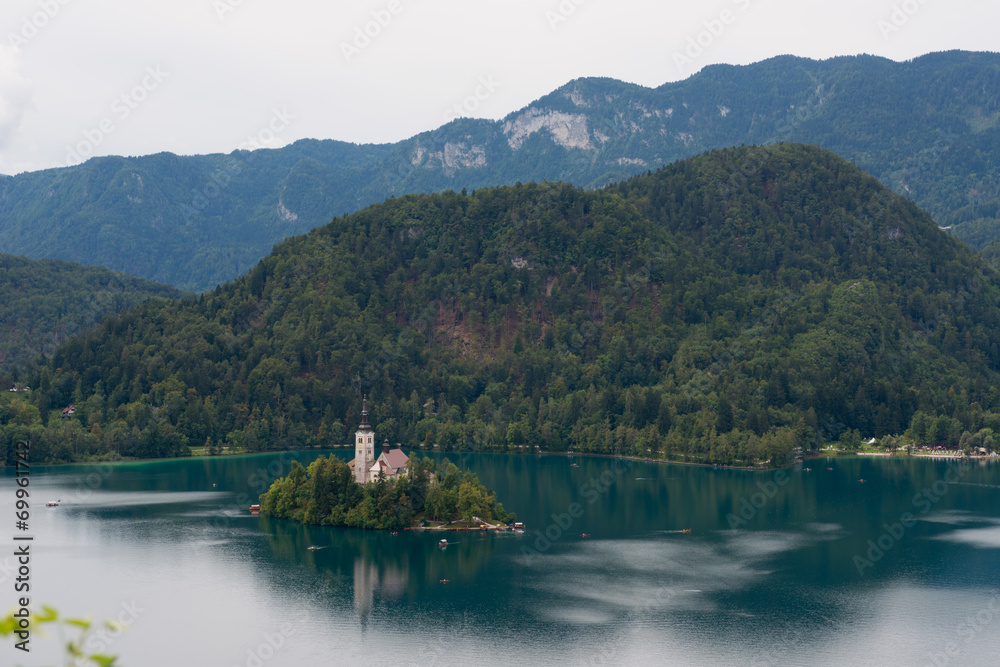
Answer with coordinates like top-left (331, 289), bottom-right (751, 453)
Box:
top-left (0, 254), bottom-right (189, 374)
top-left (1, 51), bottom-right (998, 291)
top-left (5, 144), bottom-right (1000, 466)
top-left (981, 240), bottom-right (1000, 270)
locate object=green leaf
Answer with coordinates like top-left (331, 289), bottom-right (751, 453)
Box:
top-left (36, 605), bottom-right (59, 622)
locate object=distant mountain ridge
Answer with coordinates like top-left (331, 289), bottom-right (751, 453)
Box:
top-left (2, 50), bottom-right (998, 291)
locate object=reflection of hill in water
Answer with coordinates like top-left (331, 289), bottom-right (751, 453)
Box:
top-left (258, 515), bottom-right (497, 617)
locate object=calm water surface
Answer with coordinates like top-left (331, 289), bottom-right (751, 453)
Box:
top-left (3, 452), bottom-right (1000, 666)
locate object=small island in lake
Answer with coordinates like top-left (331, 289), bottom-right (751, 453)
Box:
top-left (259, 398), bottom-right (516, 530)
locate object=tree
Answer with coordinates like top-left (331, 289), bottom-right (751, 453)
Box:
top-left (839, 428), bottom-right (861, 451)
top-left (716, 398), bottom-right (734, 433)
top-left (458, 482), bottom-right (487, 523)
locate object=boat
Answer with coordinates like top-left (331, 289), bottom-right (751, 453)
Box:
top-left (682, 529), bottom-right (692, 534)
top-left (439, 579), bottom-right (449, 584)
top-left (46, 500), bottom-right (61, 507)
top-left (581, 533), bottom-right (590, 538)
top-left (438, 539), bottom-right (448, 548)
top-left (248, 504), bottom-right (261, 513)
top-left (571, 463), bottom-right (579, 468)
top-left (307, 546), bottom-right (327, 551)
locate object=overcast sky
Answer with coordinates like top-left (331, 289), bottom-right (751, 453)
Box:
top-left (0, 0), bottom-right (997, 174)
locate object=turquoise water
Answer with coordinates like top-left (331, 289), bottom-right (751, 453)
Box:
top-left (3, 451), bottom-right (1000, 666)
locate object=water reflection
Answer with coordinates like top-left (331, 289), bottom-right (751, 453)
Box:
top-left (353, 557), bottom-right (408, 620)
top-left (7, 452), bottom-right (1000, 666)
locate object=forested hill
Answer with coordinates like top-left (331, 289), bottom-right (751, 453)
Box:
top-left (2, 51), bottom-right (999, 291)
top-left (0, 254), bottom-right (190, 374)
top-left (8, 144), bottom-right (1000, 465)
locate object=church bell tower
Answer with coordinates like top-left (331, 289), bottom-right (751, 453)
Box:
top-left (354, 396), bottom-right (375, 484)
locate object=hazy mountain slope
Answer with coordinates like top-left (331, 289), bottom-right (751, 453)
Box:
top-left (2, 50), bottom-right (998, 291)
top-left (0, 142), bottom-right (393, 290)
top-left (10, 145), bottom-right (1000, 465)
top-left (0, 254), bottom-right (190, 373)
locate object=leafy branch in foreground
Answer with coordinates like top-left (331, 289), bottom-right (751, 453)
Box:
top-left (0, 605), bottom-right (121, 667)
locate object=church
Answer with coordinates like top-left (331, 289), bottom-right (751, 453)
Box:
top-left (348, 396), bottom-right (409, 484)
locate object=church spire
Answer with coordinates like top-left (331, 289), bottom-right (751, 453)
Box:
top-left (359, 395), bottom-right (371, 431)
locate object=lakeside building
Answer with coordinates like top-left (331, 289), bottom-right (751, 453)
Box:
top-left (348, 397), bottom-right (408, 484)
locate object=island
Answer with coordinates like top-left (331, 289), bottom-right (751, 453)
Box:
top-left (259, 398), bottom-right (516, 530)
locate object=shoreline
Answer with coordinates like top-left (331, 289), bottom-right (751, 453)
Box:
top-left (7, 444), bottom-right (996, 472)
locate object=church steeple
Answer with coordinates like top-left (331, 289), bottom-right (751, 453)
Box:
top-left (354, 395), bottom-right (375, 484)
top-left (359, 395), bottom-right (372, 431)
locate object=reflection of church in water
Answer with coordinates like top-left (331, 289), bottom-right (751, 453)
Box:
top-left (345, 397), bottom-right (409, 623)
top-left (353, 557), bottom-right (407, 620)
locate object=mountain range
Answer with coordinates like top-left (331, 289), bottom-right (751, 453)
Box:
top-left (1, 50), bottom-right (998, 291)
top-left (7, 145), bottom-right (999, 465)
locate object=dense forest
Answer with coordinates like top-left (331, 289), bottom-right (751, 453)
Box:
top-left (1, 51), bottom-right (998, 290)
top-left (982, 240), bottom-right (1000, 270)
top-left (260, 455), bottom-right (516, 530)
top-left (5, 144), bottom-right (1000, 467)
top-left (0, 254), bottom-right (189, 372)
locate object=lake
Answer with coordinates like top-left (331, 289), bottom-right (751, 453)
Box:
top-left (3, 451), bottom-right (1000, 666)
